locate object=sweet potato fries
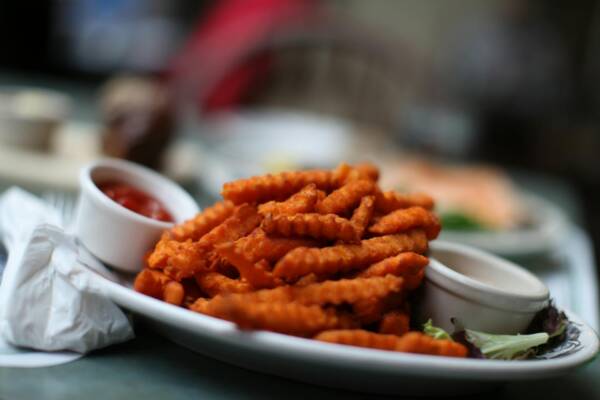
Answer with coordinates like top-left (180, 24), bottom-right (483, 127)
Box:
top-left (134, 162), bottom-right (466, 358)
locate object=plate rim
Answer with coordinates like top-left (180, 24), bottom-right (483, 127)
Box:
top-left (94, 270), bottom-right (600, 381)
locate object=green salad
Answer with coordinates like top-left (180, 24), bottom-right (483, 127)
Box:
top-left (439, 212), bottom-right (487, 231)
top-left (422, 303), bottom-right (569, 360)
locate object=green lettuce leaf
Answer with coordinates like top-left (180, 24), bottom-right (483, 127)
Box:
top-left (440, 212), bottom-right (486, 231)
top-left (464, 329), bottom-right (549, 360)
top-left (423, 319), bottom-right (453, 341)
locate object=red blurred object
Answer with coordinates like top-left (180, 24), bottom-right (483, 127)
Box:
top-left (99, 181), bottom-right (174, 222)
top-left (170, 0), bottom-right (318, 112)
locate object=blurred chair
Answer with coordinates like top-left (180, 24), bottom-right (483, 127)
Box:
top-left (169, 0), bottom-right (419, 135)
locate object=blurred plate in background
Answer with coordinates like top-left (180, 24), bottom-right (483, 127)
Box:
top-left (0, 121), bottom-right (197, 193)
top-left (193, 109), bottom-right (382, 198)
top-left (440, 193), bottom-right (569, 257)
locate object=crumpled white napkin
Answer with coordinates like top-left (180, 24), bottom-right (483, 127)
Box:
top-left (0, 187), bottom-right (134, 362)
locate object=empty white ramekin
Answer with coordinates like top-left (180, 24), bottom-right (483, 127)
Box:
top-left (75, 159), bottom-right (199, 273)
top-left (416, 241), bottom-right (549, 334)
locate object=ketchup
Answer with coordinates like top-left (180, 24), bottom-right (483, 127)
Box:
top-left (98, 181), bottom-right (174, 222)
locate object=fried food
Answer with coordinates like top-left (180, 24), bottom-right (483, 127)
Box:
top-left (369, 206), bottom-right (441, 240)
top-left (222, 169), bottom-right (334, 204)
top-left (134, 268), bottom-right (168, 298)
top-left (315, 329), bottom-right (400, 350)
top-left (170, 200), bottom-right (235, 241)
top-left (231, 228), bottom-right (317, 262)
top-left (350, 195), bottom-right (375, 237)
top-left (273, 230), bottom-right (428, 281)
top-left (354, 163), bottom-right (380, 182)
top-left (261, 213), bottom-right (360, 242)
top-left (195, 272), bottom-right (253, 297)
top-left (227, 302), bottom-right (356, 336)
top-left (395, 332), bottom-right (468, 357)
top-left (134, 162), bottom-right (453, 357)
top-left (358, 252), bottom-right (428, 290)
top-left (352, 298), bottom-right (386, 324)
top-left (316, 179), bottom-right (376, 215)
top-left (181, 278), bottom-right (204, 307)
top-left (375, 190), bottom-right (434, 213)
top-left (315, 330), bottom-right (467, 357)
top-left (332, 162), bottom-right (379, 186)
top-left (147, 237), bottom-right (208, 280)
top-left (359, 252), bottom-right (428, 278)
top-left (258, 184), bottom-right (320, 216)
top-left (379, 311), bottom-right (410, 336)
top-left (295, 273), bottom-right (320, 286)
top-left (215, 242), bottom-right (280, 289)
top-left (197, 204), bottom-right (263, 248)
top-left (164, 281), bottom-right (185, 305)
top-left (198, 275), bottom-right (402, 308)
top-left (291, 275), bottom-right (403, 306)
top-left (192, 297), bottom-right (356, 336)
top-left (134, 269), bottom-right (184, 305)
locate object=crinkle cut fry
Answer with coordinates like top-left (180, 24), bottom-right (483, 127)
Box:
top-left (191, 297), bottom-right (357, 336)
top-left (215, 242), bottom-right (281, 289)
top-left (359, 252), bottom-right (428, 278)
top-left (315, 330), bottom-right (468, 357)
top-left (375, 191), bottom-right (434, 213)
top-left (204, 287), bottom-right (294, 306)
top-left (379, 310), bottom-right (410, 336)
top-left (134, 269), bottom-right (184, 305)
top-left (353, 289), bottom-right (408, 325)
top-left (358, 252), bottom-right (428, 290)
top-left (195, 272), bottom-right (253, 297)
top-left (148, 205), bottom-right (260, 280)
top-left (369, 206), bottom-right (441, 240)
top-left (332, 163), bottom-right (379, 186)
top-left (350, 195), bottom-right (375, 237)
top-left (232, 228), bottom-right (317, 263)
top-left (258, 184), bottom-right (319, 216)
top-left (295, 273), bottom-right (320, 286)
top-left (147, 237), bottom-right (208, 281)
top-left (261, 213), bottom-right (360, 242)
top-left (315, 329), bottom-right (399, 350)
top-left (354, 163), bottom-right (380, 182)
top-left (273, 230), bottom-right (429, 281)
top-left (181, 278), bottom-right (204, 308)
top-left (396, 332), bottom-right (468, 357)
top-left (198, 275), bottom-right (402, 307)
top-left (291, 275), bottom-right (403, 306)
top-left (352, 298), bottom-right (386, 325)
top-left (164, 281), bottom-right (185, 305)
top-left (222, 170), bottom-right (334, 205)
top-left (316, 179), bottom-right (376, 215)
top-left (197, 204), bottom-right (263, 248)
top-left (169, 200), bottom-right (235, 241)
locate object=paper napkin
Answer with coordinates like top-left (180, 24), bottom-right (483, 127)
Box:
top-left (0, 187), bottom-right (134, 366)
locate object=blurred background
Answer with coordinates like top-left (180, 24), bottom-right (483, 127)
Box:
top-left (0, 0), bottom-right (599, 287)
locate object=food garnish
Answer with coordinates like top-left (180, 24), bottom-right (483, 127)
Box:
top-left (463, 330), bottom-right (549, 360)
top-left (423, 319), bottom-right (453, 341)
top-left (423, 303), bottom-right (571, 360)
top-left (439, 212), bottom-right (486, 231)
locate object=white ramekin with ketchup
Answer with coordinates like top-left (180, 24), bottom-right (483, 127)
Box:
top-left (75, 159), bottom-right (199, 273)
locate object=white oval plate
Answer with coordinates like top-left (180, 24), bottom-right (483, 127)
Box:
top-left (93, 272), bottom-right (599, 397)
top-left (440, 193), bottom-right (569, 257)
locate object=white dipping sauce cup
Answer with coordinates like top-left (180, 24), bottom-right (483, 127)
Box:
top-left (75, 159), bottom-right (199, 273)
top-left (416, 241), bottom-right (549, 334)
